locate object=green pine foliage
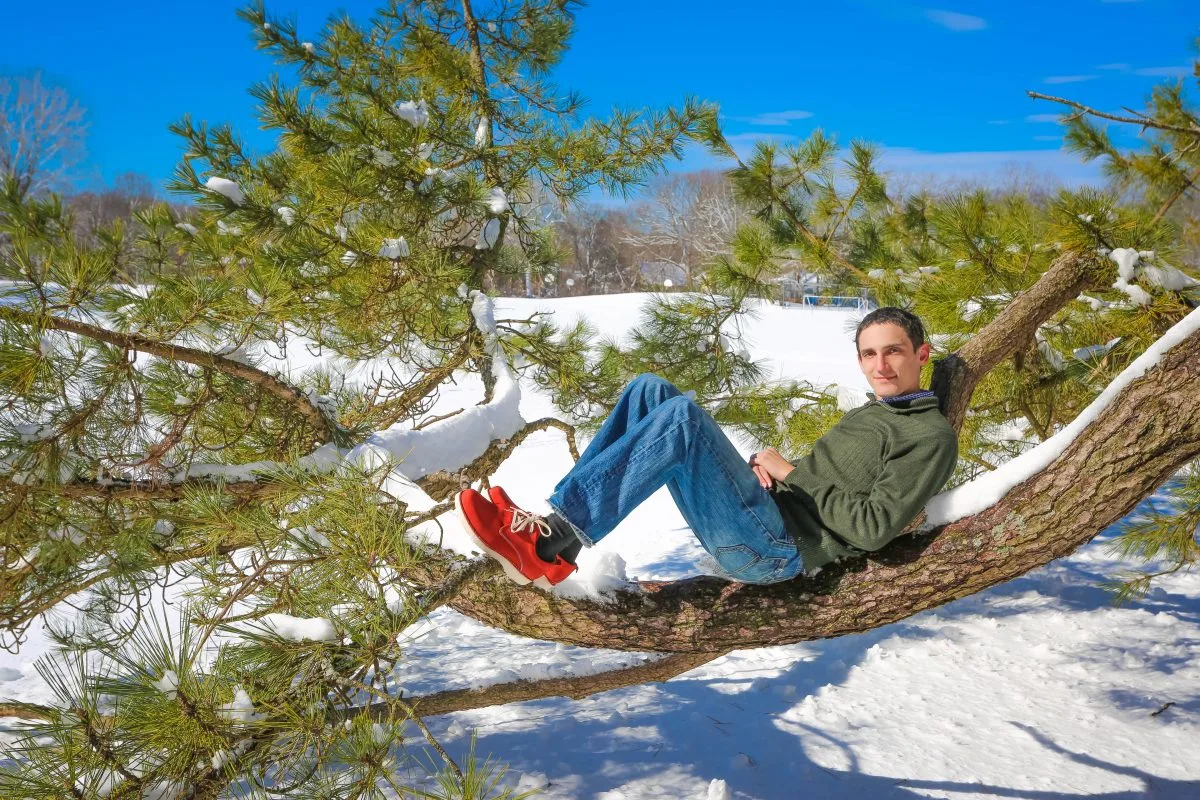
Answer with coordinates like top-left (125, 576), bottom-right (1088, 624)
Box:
top-left (1106, 465), bottom-right (1200, 605)
top-left (0, 0), bottom-right (712, 795)
top-left (2, 1), bottom-right (1199, 792)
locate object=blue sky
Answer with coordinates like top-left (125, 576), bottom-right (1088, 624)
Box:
top-left (1, 0), bottom-right (1195, 194)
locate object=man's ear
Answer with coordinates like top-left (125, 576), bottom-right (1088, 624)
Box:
top-left (918, 342), bottom-right (931, 364)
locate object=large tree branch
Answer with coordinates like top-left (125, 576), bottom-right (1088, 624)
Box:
top-left (3, 652), bottom-right (726, 737)
top-left (436, 321), bottom-right (1200, 652)
top-left (0, 307), bottom-right (344, 444)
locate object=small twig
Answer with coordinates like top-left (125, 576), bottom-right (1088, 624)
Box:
top-left (413, 408), bottom-right (465, 431)
top-left (1151, 164), bottom-right (1200, 226)
top-left (407, 501), bottom-right (454, 528)
top-left (1027, 91), bottom-right (1200, 137)
top-left (399, 696), bottom-right (464, 781)
top-left (1150, 701), bottom-right (1176, 717)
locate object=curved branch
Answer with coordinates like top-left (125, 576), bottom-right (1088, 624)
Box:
top-left (931, 250), bottom-right (1101, 431)
top-left (0, 307), bottom-right (343, 444)
top-left (1027, 91), bottom-right (1200, 137)
top-left (344, 334), bottom-right (479, 431)
top-left (415, 416), bottom-right (579, 500)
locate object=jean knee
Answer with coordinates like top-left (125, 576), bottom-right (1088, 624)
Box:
top-left (632, 373), bottom-right (681, 401)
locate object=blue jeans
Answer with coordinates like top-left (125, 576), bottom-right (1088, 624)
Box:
top-left (548, 374), bottom-right (803, 584)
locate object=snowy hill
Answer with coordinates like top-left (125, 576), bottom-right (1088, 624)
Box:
top-left (2, 294), bottom-right (1197, 799)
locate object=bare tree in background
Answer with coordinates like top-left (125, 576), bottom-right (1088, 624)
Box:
top-left (623, 170), bottom-right (745, 287)
top-left (0, 72), bottom-right (87, 198)
top-left (67, 172), bottom-right (156, 231)
top-left (558, 204), bottom-right (635, 294)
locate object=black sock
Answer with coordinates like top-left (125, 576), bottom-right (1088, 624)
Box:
top-left (535, 513), bottom-right (582, 565)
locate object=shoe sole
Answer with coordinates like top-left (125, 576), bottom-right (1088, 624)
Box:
top-left (454, 491), bottom-right (532, 587)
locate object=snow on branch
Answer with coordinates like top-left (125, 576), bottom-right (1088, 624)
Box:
top-left (176, 291), bottom-right (526, 487)
top-left (204, 176), bottom-right (245, 206)
top-left (927, 304), bottom-right (1200, 525)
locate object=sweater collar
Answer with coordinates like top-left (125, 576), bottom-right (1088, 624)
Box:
top-left (865, 389), bottom-right (941, 413)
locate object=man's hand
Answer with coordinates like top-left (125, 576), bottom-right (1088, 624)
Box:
top-left (748, 447), bottom-right (795, 489)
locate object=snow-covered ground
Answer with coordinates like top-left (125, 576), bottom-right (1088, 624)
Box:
top-left (2, 295), bottom-right (1198, 798)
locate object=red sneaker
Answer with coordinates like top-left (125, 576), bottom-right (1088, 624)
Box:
top-left (454, 487), bottom-right (576, 588)
top-left (487, 485), bottom-right (520, 516)
top-left (486, 486), bottom-right (577, 589)
top-left (488, 486), bottom-right (578, 589)
top-left (454, 489), bottom-right (533, 586)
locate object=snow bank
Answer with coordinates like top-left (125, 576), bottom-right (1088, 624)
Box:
top-left (487, 187), bottom-right (509, 214)
top-left (705, 779), bottom-right (731, 800)
top-left (1109, 247), bottom-right (1198, 306)
top-left (552, 551), bottom-right (635, 600)
top-left (217, 686), bottom-right (260, 722)
top-left (378, 237), bottom-right (410, 259)
top-left (926, 304), bottom-right (1200, 525)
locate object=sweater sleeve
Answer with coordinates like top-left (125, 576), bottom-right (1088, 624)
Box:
top-left (782, 429), bottom-right (957, 552)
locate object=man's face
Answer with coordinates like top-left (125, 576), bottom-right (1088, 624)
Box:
top-left (856, 322), bottom-right (930, 398)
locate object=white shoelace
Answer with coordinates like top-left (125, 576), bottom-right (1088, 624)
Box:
top-left (510, 508), bottom-right (552, 538)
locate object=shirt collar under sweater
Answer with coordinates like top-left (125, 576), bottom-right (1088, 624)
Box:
top-left (878, 389), bottom-right (936, 405)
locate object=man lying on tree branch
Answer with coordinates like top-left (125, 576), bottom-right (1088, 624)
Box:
top-left (455, 307), bottom-right (959, 588)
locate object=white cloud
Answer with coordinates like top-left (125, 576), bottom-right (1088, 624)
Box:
top-left (665, 142), bottom-right (1104, 193)
top-left (1043, 74), bottom-right (1099, 84)
top-left (924, 9), bottom-right (987, 31)
top-left (723, 132), bottom-right (801, 154)
top-left (1096, 62), bottom-right (1131, 71)
top-left (1133, 65), bottom-right (1192, 77)
top-left (730, 109), bottom-right (815, 126)
top-left (876, 147), bottom-right (1103, 187)
top-left (1026, 113), bottom-right (1063, 123)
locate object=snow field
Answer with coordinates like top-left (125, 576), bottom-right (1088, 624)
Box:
top-left (1, 294), bottom-right (1197, 798)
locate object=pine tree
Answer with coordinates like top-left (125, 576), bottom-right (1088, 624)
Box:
top-left (3, 3), bottom-right (1200, 793)
top-left (0, 1), bottom-right (710, 795)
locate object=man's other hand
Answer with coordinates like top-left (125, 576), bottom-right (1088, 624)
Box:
top-left (749, 447), bottom-right (795, 489)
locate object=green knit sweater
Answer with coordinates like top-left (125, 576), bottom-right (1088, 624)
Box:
top-left (773, 393), bottom-right (958, 571)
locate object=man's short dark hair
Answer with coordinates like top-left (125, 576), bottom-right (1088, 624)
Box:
top-left (855, 307), bottom-right (926, 352)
